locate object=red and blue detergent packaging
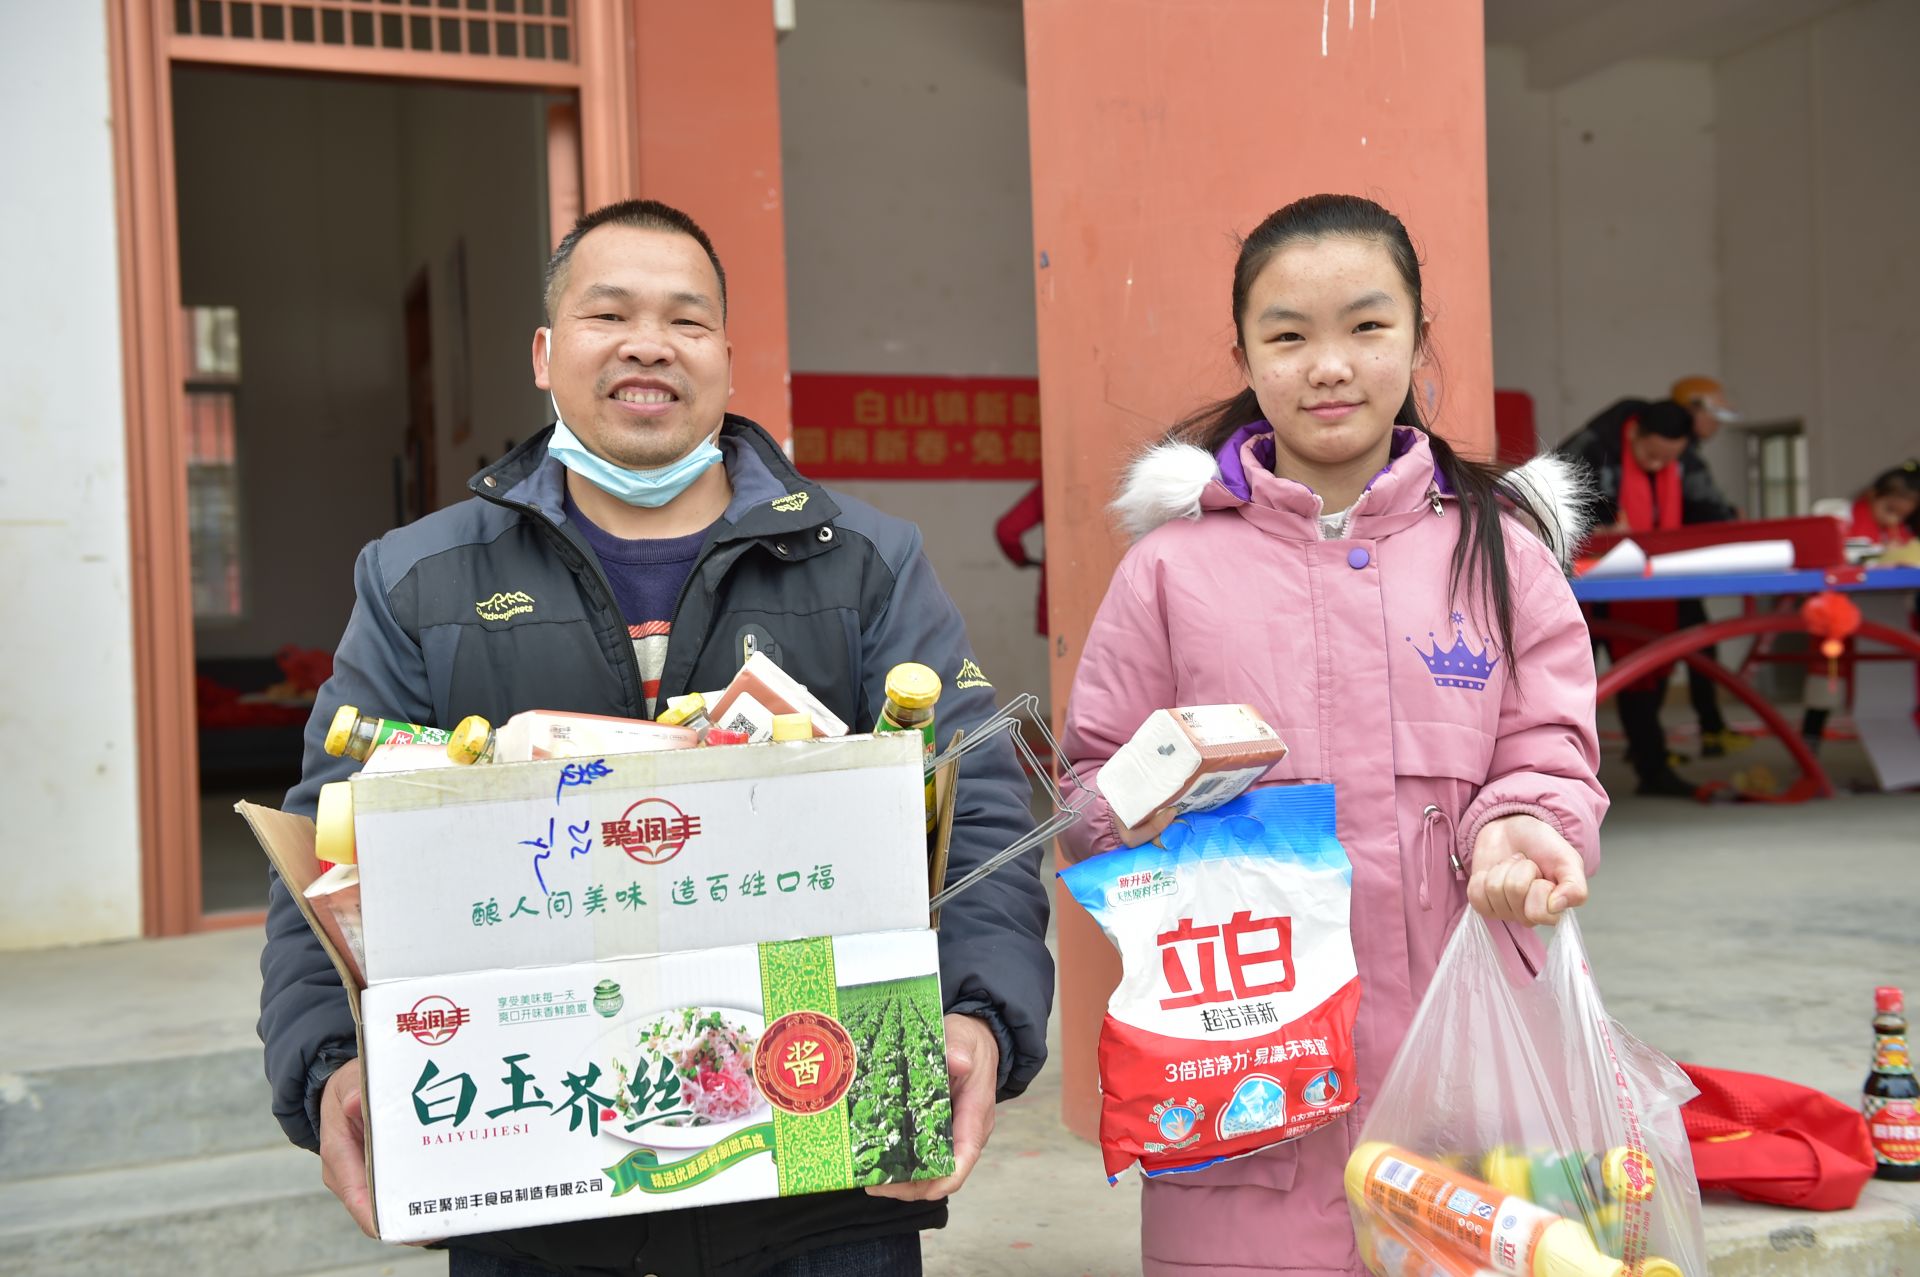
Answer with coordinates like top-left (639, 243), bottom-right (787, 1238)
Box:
top-left (1059, 784), bottom-right (1360, 1181)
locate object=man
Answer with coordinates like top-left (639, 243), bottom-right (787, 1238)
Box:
top-left (1557, 398), bottom-right (1739, 796)
top-left (259, 200), bottom-right (1053, 1275)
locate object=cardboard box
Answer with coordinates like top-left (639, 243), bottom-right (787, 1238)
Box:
top-left (351, 734), bottom-right (928, 983)
top-left (363, 931), bottom-right (950, 1242)
top-left (241, 731), bottom-right (956, 1241)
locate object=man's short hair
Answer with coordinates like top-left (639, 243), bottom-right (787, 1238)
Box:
top-left (542, 199), bottom-right (727, 322)
top-left (1639, 400), bottom-right (1695, 440)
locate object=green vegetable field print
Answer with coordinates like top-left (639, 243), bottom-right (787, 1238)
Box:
top-left (837, 974), bottom-right (955, 1186)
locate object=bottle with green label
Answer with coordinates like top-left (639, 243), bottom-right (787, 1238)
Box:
top-left (324, 705), bottom-right (450, 761)
top-left (875, 663), bottom-right (941, 829)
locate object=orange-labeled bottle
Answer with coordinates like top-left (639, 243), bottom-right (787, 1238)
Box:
top-left (1345, 1142), bottom-right (1678, 1277)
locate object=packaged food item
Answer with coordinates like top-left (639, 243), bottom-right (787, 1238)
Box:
top-left (303, 862), bottom-right (365, 988)
top-left (874, 662), bottom-right (941, 828)
top-left (657, 693), bottom-right (712, 737)
top-left (1097, 705), bottom-right (1287, 841)
top-left (714, 692), bottom-right (778, 744)
top-left (324, 706), bottom-right (451, 760)
top-left (708, 652), bottom-right (849, 740)
top-left (1354, 911), bottom-right (1708, 1277)
top-left (444, 710), bottom-right (698, 765)
top-left (705, 727), bottom-right (751, 746)
top-left (1346, 1143), bottom-right (1678, 1277)
top-left (1864, 986), bottom-right (1920, 1180)
top-left (314, 780), bottom-right (356, 866)
top-left (770, 712), bottom-right (813, 742)
top-left (1057, 784), bottom-right (1359, 1181)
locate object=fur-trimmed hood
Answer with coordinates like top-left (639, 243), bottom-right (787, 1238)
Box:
top-left (1110, 430), bottom-right (1593, 566)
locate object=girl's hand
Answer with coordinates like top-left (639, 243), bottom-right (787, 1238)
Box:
top-left (1467, 814), bottom-right (1589, 926)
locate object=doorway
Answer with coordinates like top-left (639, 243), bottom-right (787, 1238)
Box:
top-left (172, 66), bottom-right (554, 912)
top-left (110, 0), bottom-right (635, 933)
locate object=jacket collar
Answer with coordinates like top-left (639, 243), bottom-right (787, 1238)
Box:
top-left (471, 415), bottom-right (843, 549)
top-left (1196, 425), bottom-right (1444, 541)
top-left (1112, 424), bottom-right (1593, 565)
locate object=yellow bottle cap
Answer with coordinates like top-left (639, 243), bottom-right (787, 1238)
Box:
top-left (771, 712), bottom-right (813, 742)
top-left (885, 662), bottom-right (942, 711)
top-left (315, 781), bottom-right (356, 865)
top-left (1637, 1262), bottom-right (1683, 1277)
top-left (445, 715), bottom-right (493, 765)
top-left (1480, 1146), bottom-right (1533, 1200)
top-left (324, 705), bottom-right (360, 758)
top-left (1602, 1146), bottom-right (1657, 1203)
top-left (657, 693), bottom-right (707, 727)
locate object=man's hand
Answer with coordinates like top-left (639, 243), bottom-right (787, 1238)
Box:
top-left (1467, 814), bottom-right (1589, 927)
top-left (866, 1013), bottom-right (999, 1202)
top-left (319, 1058), bottom-right (377, 1237)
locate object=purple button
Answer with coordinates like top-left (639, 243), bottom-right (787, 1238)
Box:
top-left (1347, 547), bottom-right (1371, 569)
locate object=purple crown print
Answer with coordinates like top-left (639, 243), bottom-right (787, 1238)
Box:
top-left (1407, 614), bottom-right (1498, 691)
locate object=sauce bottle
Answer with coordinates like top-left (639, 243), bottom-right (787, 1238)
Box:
top-left (874, 662), bottom-right (941, 827)
top-left (324, 705), bottom-right (449, 760)
top-left (1865, 986), bottom-right (1920, 1180)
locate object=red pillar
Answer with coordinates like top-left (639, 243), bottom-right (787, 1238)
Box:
top-left (1024, 0), bottom-right (1495, 1139)
top-left (632, 1), bottom-right (793, 443)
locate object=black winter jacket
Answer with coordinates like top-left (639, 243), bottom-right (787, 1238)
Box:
top-left (257, 418), bottom-right (1052, 1275)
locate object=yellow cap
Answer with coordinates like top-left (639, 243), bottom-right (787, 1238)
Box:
top-left (315, 781), bottom-right (356, 865)
top-left (1637, 1262), bottom-right (1683, 1277)
top-left (771, 712), bottom-right (813, 742)
top-left (324, 705), bottom-right (360, 758)
top-left (657, 693), bottom-right (706, 728)
top-left (445, 715), bottom-right (493, 765)
top-left (885, 662), bottom-right (942, 711)
top-left (1480, 1146), bottom-right (1533, 1200)
top-left (1602, 1147), bottom-right (1657, 1203)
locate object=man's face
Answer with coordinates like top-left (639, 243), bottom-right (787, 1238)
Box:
top-left (1687, 394), bottom-right (1731, 442)
top-left (533, 225), bottom-right (731, 470)
top-left (1628, 424), bottom-right (1688, 473)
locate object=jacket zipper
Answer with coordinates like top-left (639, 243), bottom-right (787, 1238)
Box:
top-left (1418, 803), bottom-right (1463, 911)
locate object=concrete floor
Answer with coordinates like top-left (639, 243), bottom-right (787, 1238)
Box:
top-left (11, 740), bottom-right (1916, 1275)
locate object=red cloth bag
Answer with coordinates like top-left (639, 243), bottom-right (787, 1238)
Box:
top-left (1679, 1063), bottom-right (1877, 1211)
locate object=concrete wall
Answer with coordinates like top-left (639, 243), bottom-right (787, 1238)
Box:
top-left (176, 70), bottom-right (548, 659)
top-left (1716, 0), bottom-right (1920, 502)
top-left (778, 0), bottom-right (1049, 704)
top-left (0, 4), bottom-right (143, 947)
top-left (1486, 48), bottom-right (1720, 450)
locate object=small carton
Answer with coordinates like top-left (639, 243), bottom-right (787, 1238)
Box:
top-left (241, 730), bottom-right (962, 1242)
top-left (1097, 705), bottom-right (1287, 836)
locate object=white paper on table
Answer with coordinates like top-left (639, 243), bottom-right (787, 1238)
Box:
top-left (1583, 539), bottom-right (1647, 578)
top-left (1647, 539), bottom-right (1794, 577)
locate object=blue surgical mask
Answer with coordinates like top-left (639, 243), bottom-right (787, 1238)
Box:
top-left (543, 330), bottom-right (724, 508)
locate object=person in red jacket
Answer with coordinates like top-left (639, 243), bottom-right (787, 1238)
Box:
top-left (1848, 462), bottom-right (1920, 547)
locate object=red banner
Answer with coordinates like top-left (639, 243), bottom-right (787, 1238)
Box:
top-left (790, 373), bottom-right (1042, 480)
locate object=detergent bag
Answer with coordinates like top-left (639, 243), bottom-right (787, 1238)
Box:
top-left (1348, 911), bottom-right (1708, 1277)
top-left (1059, 784), bottom-right (1360, 1181)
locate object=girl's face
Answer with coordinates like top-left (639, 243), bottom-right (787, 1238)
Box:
top-left (1871, 490), bottom-right (1919, 529)
top-left (1236, 235), bottom-right (1420, 483)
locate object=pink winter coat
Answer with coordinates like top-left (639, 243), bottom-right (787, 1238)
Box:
top-left (1059, 426), bottom-right (1607, 1277)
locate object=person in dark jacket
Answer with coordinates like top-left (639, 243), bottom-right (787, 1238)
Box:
top-left (1557, 398), bottom-right (1744, 796)
top-left (258, 199), bottom-right (1053, 1277)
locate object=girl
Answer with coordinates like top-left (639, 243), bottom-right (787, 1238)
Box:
top-left (1058, 194), bottom-right (1606, 1276)
top-left (1847, 462), bottom-right (1919, 548)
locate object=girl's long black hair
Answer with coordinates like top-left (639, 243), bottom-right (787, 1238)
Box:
top-left (1169, 194), bottom-right (1549, 667)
